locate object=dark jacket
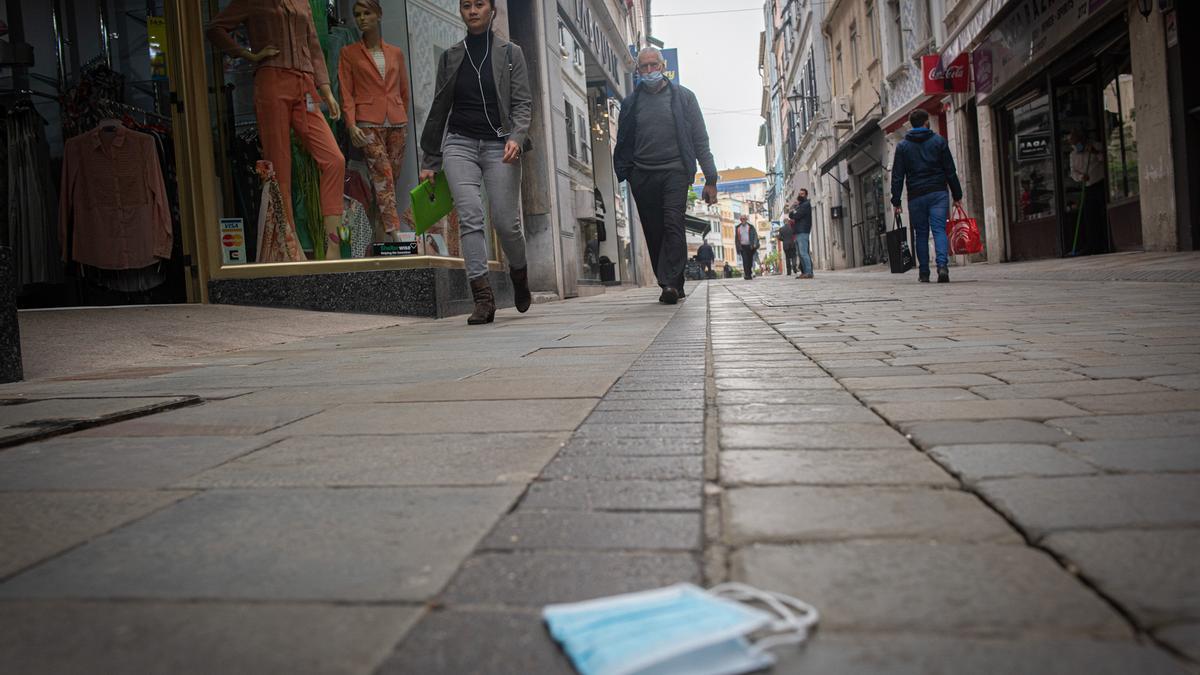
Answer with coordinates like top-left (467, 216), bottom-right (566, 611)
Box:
top-left (697, 242), bottom-right (715, 262)
top-left (890, 128), bottom-right (963, 207)
top-left (779, 221), bottom-right (796, 249)
top-left (735, 222), bottom-right (759, 249)
top-left (420, 34), bottom-right (533, 172)
top-left (788, 199), bottom-right (812, 234)
top-left (613, 78), bottom-right (718, 185)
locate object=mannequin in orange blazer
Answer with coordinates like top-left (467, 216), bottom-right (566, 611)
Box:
top-left (339, 0), bottom-right (411, 235)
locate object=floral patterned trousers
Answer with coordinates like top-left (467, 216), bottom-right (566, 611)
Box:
top-left (360, 127), bottom-right (407, 233)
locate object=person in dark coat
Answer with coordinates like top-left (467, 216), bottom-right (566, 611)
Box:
top-left (788, 189), bottom-right (813, 278)
top-left (779, 219), bottom-right (797, 276)
top-left (734, 215), bottom-right (759, 280)
top-left (697, 238), bottom-right (716, 278)
top-left (890, 108), bottom-right (963, 283)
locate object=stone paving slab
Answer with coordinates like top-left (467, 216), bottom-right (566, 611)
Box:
top-left (714, 377), bottom-right (841, 390)
top-left (0, 600), bottom-right (420, 675)
top-left (1063, 390), bottom-right (1200, 415)
top-left (840, 374), bottom-right (1003, 390)
top-left (873, 398), bottom-right (1088, 423)
top-left (556, 437), bottom-right (702, 456)
top-left (975, 475), bottom-right (1200, 539)
top-left (0, 397), bottom-right (190, 427)
top-left (440, 551), bottom-right (701, 606)
top-left (0, 491), bottom-right (191, 578)
top-left (1041, 530), bottom-right (1200, 627)
top-left (716, 389), bottom-right (861, 406)
top-left (923, 359), bottom-right (1076, 374)
top-left (273, 400), bottom-right (598, 435)
top-left (719, 403), bottom-right (879, 424)
top-left (540, 456), bottom-right (702, 481)
top-left (724, 486), bottom-right (1020, 544)
top-left (769, 633), bottom-right (1188, 675)
top-left (573, 421), bottom-right (703, 438)
top-left (970, 380), bottom-right (1166, 400)
top-left (993, 369), bottom-right (1089, 384)
top-left (1148, 374), bottom-right (1200, 390)
top-left (721, 423), bottom-right (911, 449)
top-left (856, 388), bottom-right (984, 403)
top-left (733, 542), bottom-right (1130, 636)
top-left (719, 450), bottom-right (955, 486)
top-left (1060, 437), bottom-right (1200, 472)
top-left (0, 487), bottom-right (521, 601)
top-left (181, 433), bottom-right (567, 487)
top-left (482, 511), bottom-right (701, 551)
top-left (928, 444), bottom-right (1098, 481)
top-left (1046, 411), bottom-right (1200, 440)
top-left (75, 405), bottom-right (324, 437)
top-left (0, 436), bottom-right (275, 490)
top-left (379, 608), bottom-right (574, 675)
top-left (1157, 624), bottom-right (1200, 663)
top-left (520, 480), bottom-right (702, 511)
top-left (902, 420), bottom-right (1073, 447)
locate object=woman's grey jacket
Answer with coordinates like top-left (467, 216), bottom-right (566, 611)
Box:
top-left (419, 34), bottom-right (533, 172)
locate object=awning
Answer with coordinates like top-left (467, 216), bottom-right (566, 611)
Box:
top-left (684, 214), bottom-right (711, 237)
top-left (819, 117), bottom-right (882, 176)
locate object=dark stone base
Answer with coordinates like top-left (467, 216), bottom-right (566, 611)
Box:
top-left (0, 247), bottom-right (22, 383)
top-left (208, 267), bottom-right (514, 319)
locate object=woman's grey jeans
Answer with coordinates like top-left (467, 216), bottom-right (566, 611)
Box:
top-left (442, 133), bottom-right (528, 279)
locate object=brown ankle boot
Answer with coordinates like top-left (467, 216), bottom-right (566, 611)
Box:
top-left (509, 266), bottom-right (531, 313)
top-left (468, 276), bottom-right (495, 325)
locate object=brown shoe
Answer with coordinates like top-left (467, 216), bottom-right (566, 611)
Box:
top-left (509, 266), bottom-right (531, 313)
top-left (468, 276), bottom-right (495, 325)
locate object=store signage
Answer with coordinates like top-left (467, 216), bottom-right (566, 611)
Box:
top-left (922, 53), bottom-right (971, 94)
top-left (661, 48), bottom-right (680, 85)
top-left (147, 16), bottom-right (169, 82)
top-left (371, 238), bottom-right (418, 256)
top-left (973, 0), bottom-right (1112, 102)
top-left (1016, 133), bottom-right (1051, 161)
top-left (219, 218), bottom-right (246, 264)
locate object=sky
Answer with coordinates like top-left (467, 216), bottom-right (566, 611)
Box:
top-left (649, 0), bottom-right (768, 172)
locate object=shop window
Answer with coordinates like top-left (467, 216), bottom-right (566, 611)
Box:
top-left (1103, 72), bottom-right (1138, 202)
top-left (887, 0), bottom-right (903, 67)
top-left (865, 1), bottom-right (878, 59)
top-left (578, 112), bottom-right (590, 165)
top-left (1008, 94), bottom-right (1056, 222)
top-left (565, 100), bottom-right (578, 158)
top-left (849, 22), bottom-right (860, 76)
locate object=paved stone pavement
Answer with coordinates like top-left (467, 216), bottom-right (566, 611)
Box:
top-left (1, 254), bottom-right (1199, 673)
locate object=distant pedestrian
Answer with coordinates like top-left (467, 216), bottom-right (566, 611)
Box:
top-left (614, 46), bottom-right (719, 305)
top-left (1068, 128), bottom-right (1109, 256)
top-left (723, 261), bottom-right (734, 278)
top-left (788, 190), bottom-right (813, 278)
top-left (697, 238), bottom-right (716, 278)
top-left (735, 215), bottom-right (759, 280)
top-left (890, 109), bottom-right (963, 283)
top-left (780, 218), bottom-right (797, 276)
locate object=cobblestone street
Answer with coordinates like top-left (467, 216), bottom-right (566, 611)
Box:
top-left (1, 254), bottom-right (1198, 673)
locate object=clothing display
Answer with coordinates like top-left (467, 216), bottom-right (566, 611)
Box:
top-left (3, 101), bottom-right (59, 288)
top-left (339, 41), bottom-right (410, 128)
top-left (343, 196), bottom-right (371, 258)
top-left (207, 0), bottom-right (333, 89)
top-left (255, 160), bottom-right (304, 263)
top-left (361, 127), bottom-right (407, 233)
top-left (59, 123), bottom-right (172, 271)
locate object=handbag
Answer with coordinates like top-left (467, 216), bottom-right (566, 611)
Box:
top-left (409, 171), bottom-right (453, 235)
top-left (885, 212), bottom-right (914, 274)
top-left (946, 203), bottom-right (983, 255)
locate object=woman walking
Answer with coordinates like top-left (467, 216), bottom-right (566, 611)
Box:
top-left (339, 0), bottom-right (411, 239)
top-left (419, 0), bottom-right (533, 325)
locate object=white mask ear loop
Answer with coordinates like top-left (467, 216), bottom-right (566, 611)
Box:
top-left (708, 582), bottom-right (819, 651)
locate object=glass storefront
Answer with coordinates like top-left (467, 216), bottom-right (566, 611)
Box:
top-left (198, 0), bottom-right (502, 268)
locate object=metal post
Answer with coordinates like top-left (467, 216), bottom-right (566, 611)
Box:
top-left (49, 0), bottom-right (68, 90)
top-left (98, 0), bottom-right (113, 68)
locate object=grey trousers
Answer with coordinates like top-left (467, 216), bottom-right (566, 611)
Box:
top-left (442, 133), bottom-right (527, 279)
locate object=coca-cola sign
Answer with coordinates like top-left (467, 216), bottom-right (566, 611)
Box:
top-left (922, 53), bottom-right (971, 94)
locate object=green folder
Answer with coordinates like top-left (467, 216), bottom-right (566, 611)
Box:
top-left (409, 172), bottom-right (453, 236)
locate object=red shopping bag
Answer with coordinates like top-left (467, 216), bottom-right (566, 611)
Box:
top-left (946, 203), bottom-right (983, 255)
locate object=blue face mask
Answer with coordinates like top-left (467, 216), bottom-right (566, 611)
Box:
top-left (543, 582), bottom-right (818, 675)
top-left (641, 70), bottom-right (665, 84)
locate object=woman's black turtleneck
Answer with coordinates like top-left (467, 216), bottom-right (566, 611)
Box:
top-left (448, 31), bottom-right (507, 141)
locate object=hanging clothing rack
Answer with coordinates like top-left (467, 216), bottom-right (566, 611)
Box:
top-left (96, 97), bottom-right (171, 124)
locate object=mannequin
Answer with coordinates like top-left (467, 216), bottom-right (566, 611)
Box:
top-left (207, 0), bottom-right (348, 259)
top-left (339, 0), bottom-right (412, 240)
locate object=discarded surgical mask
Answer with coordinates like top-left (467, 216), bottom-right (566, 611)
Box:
top-left (542, 582), bottom-right (818, 675)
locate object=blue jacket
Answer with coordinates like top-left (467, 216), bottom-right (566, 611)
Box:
top-left (614, 78), bottom-right (719, 185)
top-left (890, 128), bottom-right (963, 207)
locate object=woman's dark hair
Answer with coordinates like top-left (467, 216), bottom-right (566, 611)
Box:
top-left (909, 109), bottom-right (930, 128)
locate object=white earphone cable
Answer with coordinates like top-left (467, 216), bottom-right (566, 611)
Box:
top-left (463, 12), bottom-right (506, 138)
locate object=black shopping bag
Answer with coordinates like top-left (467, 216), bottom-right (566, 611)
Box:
top-left (885, 213), bottom-right (914, 274)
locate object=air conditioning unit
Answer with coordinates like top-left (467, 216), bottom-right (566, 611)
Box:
top-left (832, 95), bottom-right (852, 128)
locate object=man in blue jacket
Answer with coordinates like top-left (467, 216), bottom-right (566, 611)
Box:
top-left (615, 47), bottom-right (719, 304)
top-left (890, 109), bottom-right (963, 283)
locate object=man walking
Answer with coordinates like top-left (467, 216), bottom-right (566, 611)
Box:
top-left (614, 47), bottom-right (719, 304)
top-left (788, 190), bottom-right (813, 279)
top-left (890, 109), bottom-right (963, 283)
top-left (735, 215), bottom-right (759, 280)
top-left (780, 218), bottom-right (797, 276)
top-left (697, 238), bottom-right (716, 278)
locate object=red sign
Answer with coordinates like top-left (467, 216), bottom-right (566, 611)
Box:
top-left (922, 53), bottom-right (970, 95)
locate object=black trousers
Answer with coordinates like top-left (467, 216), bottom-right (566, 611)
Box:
top-left (629, 167), bottom-right (690, 290)
top-left (784, 247), bottom-right (798, 275)
top-left (739, 246), bottom-right (755, 279)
